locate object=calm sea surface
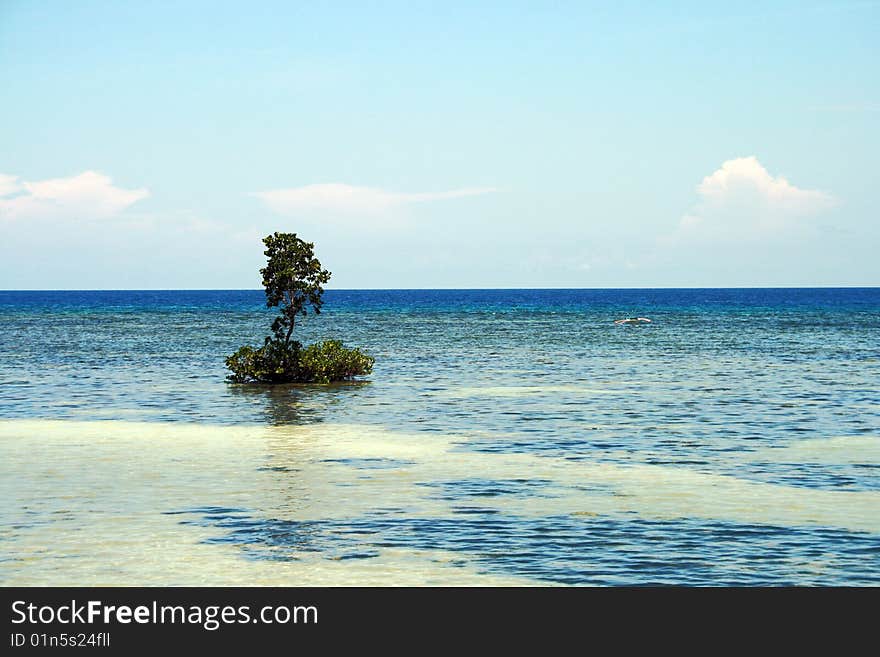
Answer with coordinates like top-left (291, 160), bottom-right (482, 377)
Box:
top-left (1, 288), bottom-right (878, 585)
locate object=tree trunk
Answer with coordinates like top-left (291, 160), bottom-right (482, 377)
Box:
top-left (284, 313), bottom-right (295, 347)
top-left (283, 290), bottom-right (295, 347)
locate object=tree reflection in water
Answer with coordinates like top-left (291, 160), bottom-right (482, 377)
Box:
top-left (227, 381), bottom-right (371, 426)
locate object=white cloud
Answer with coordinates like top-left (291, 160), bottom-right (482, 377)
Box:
top-left (670, 156), bottom-right (835, 243)
top-left (697, 156), bottom-right (832, 214)
top-left (252, 183), bottom-right (497, 216)
top-left (0, 171), bottom-right (149, 221)
top-left (0, 174), bottom-right (21, 197)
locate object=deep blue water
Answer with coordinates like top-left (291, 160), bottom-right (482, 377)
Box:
top-left (1, 288), bottom-right (878, 585)
top-left (2, 286), bottom-right (879, 311)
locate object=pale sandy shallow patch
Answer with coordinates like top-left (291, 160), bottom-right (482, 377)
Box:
top-left (1, 419), bottom-right (878, 585)
top-left (753, 435), bottom-right (880, 465)
top-left (295, 423), bottom-right (880, 532)
top-left (0, 420), bottom-right (525, 586)
top-left (434, 385), bottom-right (621, 398)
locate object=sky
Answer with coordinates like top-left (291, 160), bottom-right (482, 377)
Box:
top-left (1, 1), bottom-right (878, 289)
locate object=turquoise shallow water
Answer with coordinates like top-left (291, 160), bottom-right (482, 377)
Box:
top-left (1, 288), bottom-right (878, 585)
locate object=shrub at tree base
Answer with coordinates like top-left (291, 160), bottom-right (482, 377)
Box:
top-left (226, 339), bottom-right (374, 384)
top-left (298, 339), bottom-right (375, 383)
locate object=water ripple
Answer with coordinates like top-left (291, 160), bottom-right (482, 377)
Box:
top-left (178, 508), bottom-right (880, 586)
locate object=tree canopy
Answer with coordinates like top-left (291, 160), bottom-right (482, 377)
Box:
top-left (260, 232), bottom-right (331, 347)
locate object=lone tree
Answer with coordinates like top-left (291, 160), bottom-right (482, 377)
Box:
top-left (226, 232), bottom-right (374, 384)
top-left (261, 232), bottom-right (331, 348)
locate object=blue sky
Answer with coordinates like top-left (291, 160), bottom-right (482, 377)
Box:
top-left (1, 1), bottom-right (877, 289)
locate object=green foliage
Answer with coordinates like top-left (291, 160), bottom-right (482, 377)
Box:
top-left (298, 340), bottom-right (375, 384)
top-left (260, 232), bottom-right (332, 347)
top-left (225, 339), bottom-right (373, 384)
top-left (226, 232), bottom-right (375, 384)
top-left (225, 339), bottom-right (302, 384)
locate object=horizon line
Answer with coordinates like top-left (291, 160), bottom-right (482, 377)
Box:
top-left (1, 285), bottom-right (878, 292)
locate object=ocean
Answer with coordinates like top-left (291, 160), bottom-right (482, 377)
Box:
top-left (1, 288), bottom-right (878, 585)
